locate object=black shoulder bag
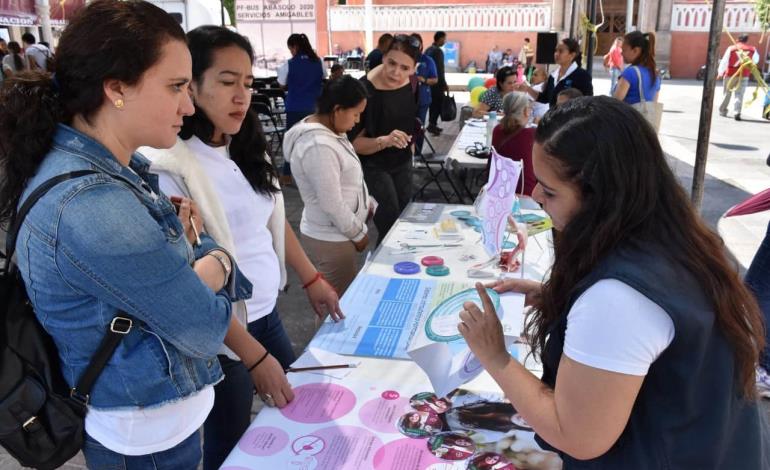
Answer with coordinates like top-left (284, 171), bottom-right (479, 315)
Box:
top-left (0, 170), bottom-right (133, 470)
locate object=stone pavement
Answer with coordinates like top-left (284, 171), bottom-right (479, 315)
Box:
top-left (2, 76), bottom-right (768, 469)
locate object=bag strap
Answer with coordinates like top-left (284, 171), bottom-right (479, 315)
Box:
top-left (3, 169), bottom-right (132, 405)
top-left (633, 66), bottom-right (647, 104)
top-left (4, 170), bottom-right (99, 271)
top-left (71, 316), bottom-right (132, 405)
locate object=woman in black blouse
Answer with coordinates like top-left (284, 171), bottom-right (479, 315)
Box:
top-left (516, 38), bottom-right (593, 107)
top-left (350, 34), bottom-right (420, 244)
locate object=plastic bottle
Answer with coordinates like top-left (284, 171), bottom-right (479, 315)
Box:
top-left (486, 111), bottom-right (497, 148)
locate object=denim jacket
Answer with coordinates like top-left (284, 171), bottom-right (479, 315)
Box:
top-left (15, 124), bottom-right (235, 409)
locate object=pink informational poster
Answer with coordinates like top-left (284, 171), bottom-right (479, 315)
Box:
top-left (221, 361), bottom-right (561, 469)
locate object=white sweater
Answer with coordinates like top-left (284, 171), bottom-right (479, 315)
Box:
top-left (284, 118), bottom-right (370, 242)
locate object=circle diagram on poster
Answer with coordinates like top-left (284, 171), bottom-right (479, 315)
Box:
top-left (425, 288), bottom-right (501, 342)
top-left (291, 435), bottom-right (325, 456)
top-left (410, 392), bottom-right (451, 414)
top-left (426, 432), bottom-right (476, 461)
top-left (398, 410), bottom-right (443, 438)
top-left (280, 383), bottom-right (356, 424)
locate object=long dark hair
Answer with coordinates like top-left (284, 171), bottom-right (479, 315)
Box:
top-left (561, 38), bottom-right (582, 67)
top-left (181, 26), bottom-right (277, 194)
top-left (7, 41), bottom-right (24, 71)
top-left (287, 33), bottom-right (319, 62)
top-left (624, 31), bottom-right (657, 81)
top-left (495, 66), bottom-right (515, 92)
top-left (0, 0), bottom-right (185, 225)
top-left (527, 97), bottom-right (764, 398)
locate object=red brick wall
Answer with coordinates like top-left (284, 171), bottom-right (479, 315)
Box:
top-left (670, 32), bottom-right (768, 79)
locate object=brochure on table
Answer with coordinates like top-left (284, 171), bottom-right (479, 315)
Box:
top-left (474, 150), bottom-right (522, 257)
top-left (310, 273), bottom-right (524, 396)
top-left (221, 369), bottom-right (560, 470)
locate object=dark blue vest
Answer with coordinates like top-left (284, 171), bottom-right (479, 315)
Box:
top-left (286, 55), bottom-right (323, 113)
top-left (536, 242), bottom-right (767, 469)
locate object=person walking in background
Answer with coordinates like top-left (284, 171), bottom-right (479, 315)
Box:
top-left (718, 34), bottom-right (759, 121)
top-left (21, 32), bottom-right (52, 71)
top-left (425, 31), bottom-right (447, 136)
top-left (350, 34), bottom-right (420, 244)
top-left (487, 45), bottom-right (503, 74)
top-left (603, 37), bottom-right (624, 94)
top-left (516, 38), bottom-right (593, 107)
top-left (366, 33), bottom-right (393, 71)
top-left (1, 41), bottom-right (27, 79)
top-left (518, 38), bottom-right (534, 68)
top-left (285, 76), bottom-right (372, 294)
top-left (0, 38), bottom-right (7, 82)
top-left (411, 33), bottom-right (438, 156)
top-left (613, 31), bottom-right (660, 105)
top-left (491, 92), bottom-right (536, 196)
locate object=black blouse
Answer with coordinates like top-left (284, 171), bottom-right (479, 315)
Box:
top-left (536, 65), bottom-right (594, 107)
top-left (348, 77), bottom-right (417, 170)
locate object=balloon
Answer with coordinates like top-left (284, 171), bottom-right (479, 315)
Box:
top-left (467, 76), bottom-right (485, 91)
top-left (484, 77), bottom-right (497, 88)
top-left (470, 86), bottom-right (487, 105)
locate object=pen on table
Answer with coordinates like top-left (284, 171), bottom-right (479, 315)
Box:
top-left (285, 364), bottom-right (357, 373)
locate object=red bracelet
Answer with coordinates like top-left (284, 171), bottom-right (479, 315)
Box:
top-left (302, 272), bottom-right (323, 290)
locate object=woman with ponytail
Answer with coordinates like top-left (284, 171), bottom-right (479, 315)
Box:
top-left (0, 1), bottom-right (241, 466)
top-left (1, 41), bottom-right (27, 78)
top-left (613, 31), bottom-right (661, 104)
top-left (516, 38), bottom-right (592, 107)
top-left (277, 32), bottom-right (324, 128)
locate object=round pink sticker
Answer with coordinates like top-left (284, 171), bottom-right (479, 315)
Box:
top-left (359, 396), bottom-right (410, 433)
top-left (373, 438), bottom-right (444, 470)
top-left (236, 426), bottom-right (289, 457)
top-left (280, 383), bottom-right (357, 424)
top-left (381, 390), bottom-right (400, 400)
top-left (310, 425), bottom-right (383, 470)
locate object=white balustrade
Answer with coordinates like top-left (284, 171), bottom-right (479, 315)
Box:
top-left (329, 4), bottom-right (552, 32)
top-left (672, 3), bottom-right (762, 32)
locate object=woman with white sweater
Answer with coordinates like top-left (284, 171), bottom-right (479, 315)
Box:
top-left (284, 75), bottom-right (372, 294)
top-left (141, 26), bottom-right (342, 470)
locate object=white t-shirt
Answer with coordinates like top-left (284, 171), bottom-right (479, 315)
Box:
top-left (85, 386), bottom-right (214, 455)
top-left (158, 136), bottom-right (281, 323)
top-left (564, 279), bottom-right (675, 376)
top-left (25, 44), bottom-right (50, 70)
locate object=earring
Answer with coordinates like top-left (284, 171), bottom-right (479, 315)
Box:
top-left (114, 99), bottom-right (124, 109)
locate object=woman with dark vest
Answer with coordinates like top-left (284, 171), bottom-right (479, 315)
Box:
top-left (516, 38), bottom-right (592, 107)
top-left (457, 97), bottom-right (767, 468)
top-left (279, 33), bottom-right (324, 129)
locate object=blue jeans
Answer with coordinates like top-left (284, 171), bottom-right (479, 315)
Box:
top-left (202, 307), bottom-right (296, 470)
top-left (82, 429), bottom-right (201, 469)
top-left (745, 221), bottom-right (770, 371)
top-left (415, 104), bottom-right (430, 156)
top-left (610, 67), bottom-right (622, 95)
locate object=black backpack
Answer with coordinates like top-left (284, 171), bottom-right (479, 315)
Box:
top-left (0, 171), bottom-right (132, 469)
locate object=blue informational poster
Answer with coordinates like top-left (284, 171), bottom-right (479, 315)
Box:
top-left (443, 41), bottom-right (459, 69)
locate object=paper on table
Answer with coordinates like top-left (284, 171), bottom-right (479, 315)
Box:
top-left (407, 292), bottom-right (525, 397)
top-left (290, 347), bottom-right (361, 379)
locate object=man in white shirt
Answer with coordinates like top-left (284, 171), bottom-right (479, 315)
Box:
top-left (22, 33), bottom-right (52, 71)
top-left (717, 34), bottom-right (759, 121)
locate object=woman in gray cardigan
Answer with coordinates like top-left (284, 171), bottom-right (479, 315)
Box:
top-left (284, 76), bottom-right (372, 294)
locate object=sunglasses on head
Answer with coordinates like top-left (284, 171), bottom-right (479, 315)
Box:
top-left (394, 34), bottom-right (421, 49)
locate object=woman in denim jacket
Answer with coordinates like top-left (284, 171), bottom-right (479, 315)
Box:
top-left (0, 1), bottom-right (262, 467)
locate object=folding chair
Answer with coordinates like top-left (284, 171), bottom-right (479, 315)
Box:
top-left (412, 118), bottom-right (464, 203)
top-left (250, 102), bottom-right (286, 159)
